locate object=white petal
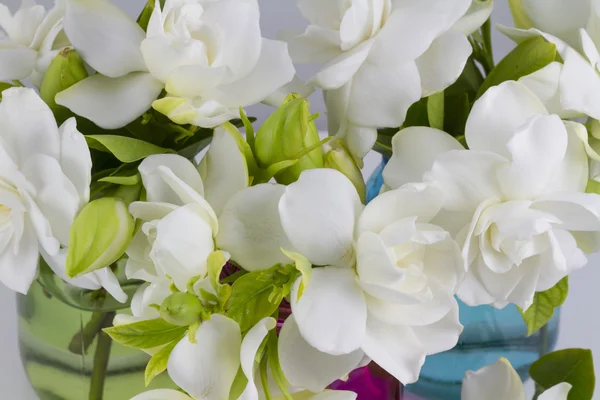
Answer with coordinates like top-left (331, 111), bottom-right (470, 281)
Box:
top-left (518, 62), bottom-right (581, 119)
top-left (310, 39), bottom-right (373, 90)
top-left (92, 268), bottom-right (128, 303)
top-left (344, 123), bottom-right (377, 161)
top-left (0, 87), bottom-right (60, 165)
top-left (462, 358), bottom-right (527, 400)
top-left (411, 300), bottom-right (462, 355)
top-left (429, 150), bottom-right (506, 212)
top-left (383, 127), bottom-right (463, 190)
top-left (217, 184), bottom-right (293, 272)
top-left (0, 47), bottom-right (37, 81)
top-left (533, 192), bottom-right (600, 231)
top-left (131, 389), bottom-right (193, 400)
top-left (359, 183), bottom-right (444, 234)
top-left (309, 391), bottom-right (358, 400)
top-left (64, 0), bottom-right (147, 77)
top-left (538, 383), bottom-right (572, 400)
top-left (198, 126), bottom-right (248, 216)
top-left (453, 0), bottom-right (493, 35)
top-left (279, 169), bottom-right (363, 268)
top-left (416, 30), bottom-right (472, 97)
top-left (128, 202), bottom-right (178, 223)
top-left (278, 315), bottom-right (364, 393)
top-left (211, 39), bottom-right (296, 108)
top-left (346, 59), bottom-right (421, 128)
top-left (287, 25), bottom-right (342, 64)
top-left (58, 118), bottom-right (92, 207)
top-left (151, 204), bottom-right (215, 291)
top-left (239, 317), bottom-right (277, 400)
top-left (361, 315), bottom-right (427, 385)
top-left (0, 221), bottom-right (38, 294)
top-left (291, 267), bottom-right (367, 355)
top-left (55, 72), bottom-right (164, 130)
top-left (368, 0), bottom-right (471, 66)
top-left (465, 81), bottom-right (548, 157)
top-left (40, 247), bottom-right (102, 291)
top-left (168, 314), bottom-right (241, 399)
top-left (138, 154), bottom-right (205, 203)
top-left (21, 192), bottom-right (60, 255)
top-left (559, 45), bottom-right (600, 120)
top-left (141, 36), bottom-right (209, 83)
top-left (496, 114), bottom-right (568, 200)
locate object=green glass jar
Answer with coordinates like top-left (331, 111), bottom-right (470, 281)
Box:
top-left (17, 264), bottom-right (174, 400)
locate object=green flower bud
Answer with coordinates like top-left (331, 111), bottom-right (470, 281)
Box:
top-left (66, 198), bottom-right (134, 278)
top-left (159, 292), bottom-right (203, 327)
top-left (255, 95), bottom-right (323, 184)
top-left (40, 48), bottom-right (88, 110)
top-left (324, 140), bottom-right (367, 203)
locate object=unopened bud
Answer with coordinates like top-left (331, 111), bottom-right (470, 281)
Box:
top-left (160, 292), bottom-right (203, 326)
top-left (324, 140), bottom-right (367, 203)
top-left (40, 48), bottom-right (88, 110)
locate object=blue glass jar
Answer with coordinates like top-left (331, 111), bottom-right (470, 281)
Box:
top-left (366, 159), bottom-right (560, 400)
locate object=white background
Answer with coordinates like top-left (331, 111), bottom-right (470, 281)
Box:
top-left (1, 0), bottom-right (600, 399)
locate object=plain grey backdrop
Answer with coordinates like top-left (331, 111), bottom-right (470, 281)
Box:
top-left (0, 1), bottom-right (599, 399)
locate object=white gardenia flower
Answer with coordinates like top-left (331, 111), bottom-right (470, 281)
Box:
top-left (56, 0), bottom-right (295, 130)
top-left (383, 81), bottom-right (600, 310)
top-left (0, 0), bottom-right (69, 86)
top-left (462, 358), bottom-right (571, 400)
top-left (288, 0), bottom-right (491, 160)
top-left (0, 87), bottom-right (125, 301)
top-left (276, 169), bottom-right (464, 388)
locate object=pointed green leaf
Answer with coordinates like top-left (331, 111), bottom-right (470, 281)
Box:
top-left (530, 349), bottom-right (595, 400)
top-left (477, 36), bottom-right (556, 99)
top-left (519, 277), bottom-right (568, 336)
top-left (267, 331), bottom-right (293, 400)
top-left (145, 336), bottom-right (181, 386)
top-left (207, 251), bottom-right (232, 307)
top-left (66, 198), bottom-right (134, 277)
top-left (98, 172), bottom-right (141, 186)
top-left (85, 135), bottom-right (171, 163)
top-left (104, 319), bottom-right (188, 349)
top-left (586, 179), bottom-right (600, 195)
top-left (427, 91), bottom-right (445, 130)
top-left (281, 249), bottom-right (312, 301)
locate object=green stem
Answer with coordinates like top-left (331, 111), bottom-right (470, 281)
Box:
top-left (89, 311), bottom-right (116, 400)
top-left (68, 312), bottom-right (108, 355)
top-left (480, 19), bottom-right (495, 75)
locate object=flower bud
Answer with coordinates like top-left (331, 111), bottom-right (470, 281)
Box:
top-left (324, 140), bottom-right (367, 203)
top-left (159, 292), bottom-right (203, 327)
top-left (40, 48), bottom-right (88, 111)
top-left (255, 95), bottom-right (323, 184)
top-left (66, 198), bottom-right (134, 278)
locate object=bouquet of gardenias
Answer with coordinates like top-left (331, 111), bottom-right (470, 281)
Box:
top-left (2, 0), bottom-right (600, 398)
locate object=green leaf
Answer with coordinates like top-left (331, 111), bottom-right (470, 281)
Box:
top-left (267, 331), bottom-right (293, 400)
top-left (530, 349), bottom-right (595, 400)
top-left (225, 269), bottom-right (284, 332)
top-left (228, 368), bottom-right (249, 400)
top-left (98, 172), bottom-right (141, 186)
top-left (427, 91), bottom-right (445, 130)
top-left (281, 249), bottom-right (312, 301)
top-left (207, 251), bottom-right (232, 307)
top-left (519, 277), bottom-right (568, 336)
top-left (104, 319), bottom-right (188, 350)
top-left (0, 82), bottom-right (14, 100)
top-left (508, 0), bottom-right (534, 29)
top-left (402, 98), bottom-right (429, 128)
top-left (66, 198), bottom-right (134, 278)
top-left (85, 135), bottom-right (171, 163)
top-left (477, 36), bottom-right (556, 99)
top-left (144, 336), bottom-right (181, 386)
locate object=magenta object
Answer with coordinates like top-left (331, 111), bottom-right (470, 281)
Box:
top-left (328, 365), bottom-right (404, 400)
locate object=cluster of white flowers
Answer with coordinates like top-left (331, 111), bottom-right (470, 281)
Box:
top-left (0, 0), bottom-right (599, 399)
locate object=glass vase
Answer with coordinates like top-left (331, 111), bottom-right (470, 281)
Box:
top-left (17, 263), bottom-right (175, 400)
top-left (366, 159), bottom-right (560, 400)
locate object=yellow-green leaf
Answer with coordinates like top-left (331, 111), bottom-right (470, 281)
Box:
top-left (530, 349), bottom-right (595, 400)
top-left (145, 337), bottom-right (181, 386)
top-left (281, 249), bottom-right (312, 301)
top-left (86, 135), bottom-right (171, 163)
top-left (427, 91), bottom-right (445, 130)
top-left (104, 319), bottom-right (187, 350)
top-left (519, 277), bottom-right (568, 336)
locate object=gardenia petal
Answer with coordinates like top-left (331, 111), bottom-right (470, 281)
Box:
top-left (291, 267), bottom-right (367, 355)
top-left (0, 219), bottom-right (39, 294)
top-left (453, 0), bottom-right (493, 35)
top-left (279, 169), bottom-right (363, 268)
top-left (55, 72), bottom-right (164, 130)
top-left (198, 126), bottom-right (248, 216)
top-left (309, 39), bottom-right (374, 90)
top-left (361, 314), bottom-right (427, 385)
top-left (151, 204), bottom-right (215, 291)
top-left (217, 184), bottom-right (293, 272)
top-left (130, 389), bottom-right (193, 400)
top-left (416, 30), bottom-right (472, 97)
top-left (308, 392), bottom-right (358, 400)
top-left (0, 47), bottom-right (37, 81)
top-left (278, 315), bottom-right (364, 393)
top-left (559, 43), bottom-right (600, 120)
top-left (538, 383), bottom-right (572, 400)
top-left (64, 0), bottom-right (147, 77)
top-left (167, 314), bottom-right (241, 399)
top-left (239, 317), bottom-right (277, 400)
top-left (138, 155), bottom-right (205, 204)
top-left (58, 118), bottom-right (92, 208)
top-left (383, 127), bottom-right (464, 190)
top-left (465, 81), bottom-right (548, 158)
top-left (461, 358), bottom-right (527, 400)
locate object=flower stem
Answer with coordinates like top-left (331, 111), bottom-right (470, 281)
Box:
top-left (89, 312), bottom-right (116, 400)
top-left (68, 311), bottom-right (108, 355)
